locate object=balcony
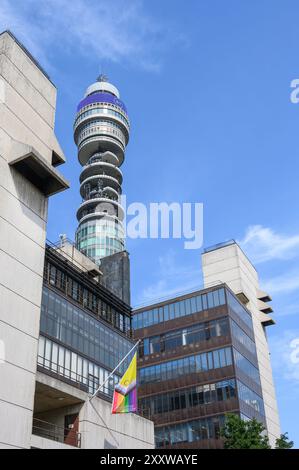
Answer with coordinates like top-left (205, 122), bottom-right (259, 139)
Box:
top-left (88, 151), bottom-right (120, 166)
top-left (82, 187), bottom-right (120, 202)
top-left (80, 175), bottom-right (121, 197)
top-left (32, 418), bottom-right (81, 448)
top-left (78, 134), bottom-right (125, 166)
top-left (77, 196), bottom-right (125, 222)
top-left (80, 161), bottom-right (123, 184)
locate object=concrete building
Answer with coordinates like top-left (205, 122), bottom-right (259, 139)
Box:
top-left (133, 241), bottom-right (279, 448)
top-left (0, 30), bottom-right (69, 449)
top-left (202, 240), bottom-right (280, 446)
top-left (0, 30), bottom-right (154, 449)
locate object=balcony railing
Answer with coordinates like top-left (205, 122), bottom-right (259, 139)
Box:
top-left (37, 354), bottom-right (116, 399)
top-left (32, 418), bottom-right (81, 448)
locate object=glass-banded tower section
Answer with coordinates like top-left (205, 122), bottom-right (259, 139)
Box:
top-left (74, 76), bottom-right (130, 264)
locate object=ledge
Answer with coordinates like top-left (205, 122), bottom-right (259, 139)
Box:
top-left (258, 299), bottom-right (273, 314)
top-left (9, 145), bottom-right (69, 197)
top-left (259, 311), bottom-right (275, 327)
top-left (257, 289), bottom-right (272, 302)
top-left (51, 134), bottom-right (66, 166)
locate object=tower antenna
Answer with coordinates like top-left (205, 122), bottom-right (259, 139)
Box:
top-left (97, 62), bottom-right (108, 82)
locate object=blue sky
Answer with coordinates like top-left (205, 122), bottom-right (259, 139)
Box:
top-left (1, 0), bottom-right (299, 447)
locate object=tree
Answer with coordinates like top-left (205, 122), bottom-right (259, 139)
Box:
top-left (275, 433), bottom-right (294, 449)
top-left (221, 414), bottom-right (271, 449)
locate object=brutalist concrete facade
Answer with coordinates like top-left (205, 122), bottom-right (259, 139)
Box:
top-left (0, 30), bottom-right (69, 449)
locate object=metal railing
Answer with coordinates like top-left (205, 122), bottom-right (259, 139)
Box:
top-left (32, 418), bottom-right (81, 448)
top-left (37, 355), bottom-right (116, 399)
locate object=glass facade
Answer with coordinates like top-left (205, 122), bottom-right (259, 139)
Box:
top-left (237, 380), bottom-right (265, 417)
top-left (74, 106), bottom-right (130, 129)
top-left (76, 218), bottom-right (124, 260)
top-left (227, 290), bottom-right (253, 331)
top-left (140, 379), bottom-right (236, 415)
top-left (133, 287), bottom-right (226, 330)
top-left (41, 286), bottom-right (133, 374)
top-left (139, 347), bottom-right (233, 384)
top-left (77, 120), bottom-right (126, 147)
top-left (135, 286), bottom-right (267, 448)
top-left (155, 415), bottom-right (226, 447)
top-left (140, 317), bottom-right (229, 357)
top-left (44, 260), bottom-right (131, 334)
top-left (76, 99), bottom-right (129, 120)
top-left (230, 319), bottom-right (257, 359)
top-left (38, 335), bottom-right (119, 396)
top-left (233, 349), bottom-right (261, 387)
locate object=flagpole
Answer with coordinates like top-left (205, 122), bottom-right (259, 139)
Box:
top-left (88, 339), bottom-right (141, 402)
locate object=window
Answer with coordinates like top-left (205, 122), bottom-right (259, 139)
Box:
top-left (227, 291), bottom-right (253, 331)
top-left (154, 415), bottom-right (226, 447)
top-left (237, 380), bottom-right (265, 417)
top-left (38, 336), bottom-right (121, 398)
top-left (233, 349), bottom-right (261, 387)
top-left (150, 336), bottom-right (161, 354)
top-left (201, 353), bottom-right (208, 371)
top-left (190, 297), bottom-right (197, 314)
top-left (231, 320), bottom-right (257, 358)
top-left (158, 308), bottom-right (164, 323)
top-left (139, 347), bottom-right (233, 384)
top-left (133, 288), bottom-right (227, 329)
top-left (208, 351), bottom-right (213, 369)
top-left (213, 349), bottom-right (220, 368)
top-left (202, 294), bottom-right (208, 310)
top-left (164, 304), bottom-right (169, 322)
top-left (44, 261), bottom-right (131, 334)
top-left (174, 302), bottom-right (180, 318)
top-left (41, 286), bottom-right (133, 375)
top-left (141, 317), bottom-right (230, 357)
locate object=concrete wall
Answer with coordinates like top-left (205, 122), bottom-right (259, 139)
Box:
top-left (202, 243), bottom-right (280, 447)
top-left (100, 251), bottom-right (131, 304)
top-left (34, 372), bottom-right (155, 449)
top-left (80, 398), bottom-right (154, 449)
top-left (0, 31), bottom-right (66, 449)
top-left (31, 434), bottom-right (78, 449)
top-left (55, 241), bottom-right (102, 278)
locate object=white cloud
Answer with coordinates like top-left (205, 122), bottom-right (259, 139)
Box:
top-left (238, 224), bottom-right (299, 264)
top-left (269, 330), bottom-right (299, 385)
top-left (0, 0), bottom-right (183, 72)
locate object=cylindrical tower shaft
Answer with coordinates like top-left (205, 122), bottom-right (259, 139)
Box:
top-left (74, 75), bottom-right (130, 265)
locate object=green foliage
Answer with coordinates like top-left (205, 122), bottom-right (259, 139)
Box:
top-left (275, 433), bottom-right (294, 449)
top-left (221, 414), bottom-right (271, 449)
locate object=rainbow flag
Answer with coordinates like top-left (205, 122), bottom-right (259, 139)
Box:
top-left (111, 353), bottom-right (137, 414)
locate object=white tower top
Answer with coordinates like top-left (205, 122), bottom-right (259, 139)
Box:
top-left (84, 74), bottom-right (120, 99)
